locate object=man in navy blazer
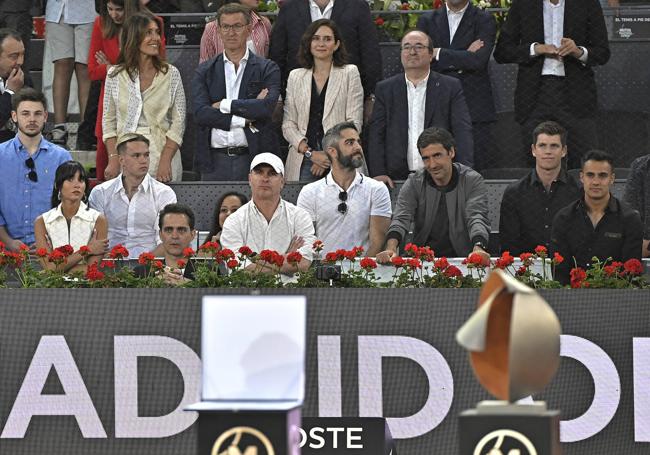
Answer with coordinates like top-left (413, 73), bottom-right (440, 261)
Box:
top-left (368, 30), bottom-right (473, 186)
top-left (494, 0), bottom-right (610, 168)
top-left (269, 0), bottom-right (381, 99)
top-left (192, 4), bottom-right (280, 181)
top-left (417, 0), bottom-right (496, 171)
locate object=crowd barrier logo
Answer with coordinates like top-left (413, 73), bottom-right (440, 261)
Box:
top-left (473, 429), bottom-right (537, 455)
top-left (211, 426), bottom-right (275, 455)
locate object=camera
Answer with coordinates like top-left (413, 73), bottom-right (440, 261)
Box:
top-left (315, 264), bottom-right (342, 281)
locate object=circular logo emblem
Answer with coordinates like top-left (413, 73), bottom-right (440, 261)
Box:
top-left (473, 429), bottom-right (538, 455)
top-left (211, 426), bottom-right (275, 455)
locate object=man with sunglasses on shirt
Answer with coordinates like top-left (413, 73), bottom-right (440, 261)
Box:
top-left (297, 122), bottom-right (391, 256)
top-left (0, 88), bottom-right (71, 251)
top-left (376, 127), bottom-right (490, 264)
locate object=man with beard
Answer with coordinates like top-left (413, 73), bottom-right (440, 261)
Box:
top-left (376, 127), bottom-right (490, 263)
top-left (499, 121), bottom-right (581, 255)
top-left (551, 150), bottom-right (642, 285)
top-left (0, 88), bottom-right (71, 251)
top-left (297, 122), bottom-right (391, 255)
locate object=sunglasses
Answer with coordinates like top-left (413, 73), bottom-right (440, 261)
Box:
top-left (25, 157), bottom-right (37, 182)
top-left (337, 190), bottom-right (347, 215)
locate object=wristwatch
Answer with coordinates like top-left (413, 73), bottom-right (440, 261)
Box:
top-left (474, 241), bottom-right (487, 251)
top-left (304, 148), bottom-right (313, 160)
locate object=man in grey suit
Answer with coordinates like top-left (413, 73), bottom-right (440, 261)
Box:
top-left (368, 30), bottom-right (473, 187)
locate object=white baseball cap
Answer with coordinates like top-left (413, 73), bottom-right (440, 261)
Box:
top-left (250, 153), bottom-right (285, 175)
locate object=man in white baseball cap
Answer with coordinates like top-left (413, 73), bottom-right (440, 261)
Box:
top-left (221, 152), bottom-right (315, 273)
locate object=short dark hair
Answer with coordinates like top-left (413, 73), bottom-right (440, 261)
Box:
top-left (116, 134), bottom-right (150, 154)
top-left (581, 149), bottom-right (614, 171)
top-left (12, 87), bottom-right (47, 111)
top-left (417, 127), bottom-right (455, 153)
top-left (401, 29), bottom-right (434, 52)
top-left (159, 203), bottom-right (196, 231)
top-left (532, 121), bottom-right (567, 147)
top-left (51, 161), bottom-right (90, 208)
top-left (297, 19), bottom-right (348, 69)
top-left (216, 3), bottom-right (251, 25)
top-left (322, 121), bottom-right (358, 154)
top-left (0, 28), bottom-right (23, 52)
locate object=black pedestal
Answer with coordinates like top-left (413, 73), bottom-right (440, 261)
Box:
top-left (459, 407), bottom-right (561, 455)
top-left (197, 407), bottom-right (301, 455)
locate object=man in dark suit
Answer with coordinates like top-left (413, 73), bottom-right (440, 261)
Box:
top-left (269, 0), bottom-right (382, 99)
top-left (192, 3), bottom-right (280, 181)
top-left (494, 0), bottom-right (610, 169)
top-left (0, 28), bottom-right (30, 144)
top-left (368, 30), bottom-right (473, 187)
top-left (417, 0), bottom-right (496, 171)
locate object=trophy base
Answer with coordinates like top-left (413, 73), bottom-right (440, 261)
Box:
top-left (459, 405), bottom-right (561, 455)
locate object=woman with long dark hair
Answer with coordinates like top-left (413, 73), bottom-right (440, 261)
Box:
top-left (103, 12), bottom-right (184, 183)
top-left (202, 191), bottom-right (248, 245)
top-left (282, 19), bottom-right (365, 181)
top-left (34, 161), bottom-right (108, 272)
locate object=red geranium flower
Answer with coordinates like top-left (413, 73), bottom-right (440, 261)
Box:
top-left (238, 245), bottom-right (253, 257)
top-left (109, 244), bottom-right (129, 259)
top-left (360, 257), bottom-right (377, 270)
top-left (570, 267), bottom-right (587, 288)
top-left (553, 252), bottom-right (564, 264)
top-left (624, 258), bottom-right (643, 276)
top-left (35, 247), bottom-right (48, 258)
top-left (374, 17), bottom-right (385, 26)
top-left (495, 251), bottom-right (514, 269)
top-left (404, 243), bottom-right (419, 257)
top-left (312, 240), bottom-right (324, 252)
top-left (138, 252), bottom-right (155, 265)
top-left (516, 265), bottom-right (527, 276)
top-left (286, 251), bottom-right (303, 265)
top-left (182, 247), bottom-right (195, 258)
top-left (85, 263), bottom-right (105, 281)
top-left (176, 259), bottom-right (187, 269)
top-left (344, 250), bottom-right (357, 261)
top-left (444, 265), bottom-right (462, 278)
top-left (519, 252), bottom-right (534, 265)
top-left (466, 252), bottom-right (486, 267)
top-left (100, 260), bottom-right (116, 269)
top-left (78, 245), bottom-right (91, 256)
top-left (227, 259), bottom-right (239, 269)
top-left (48, 249), bottom-right (66, 265)
top-left (57, 244), bottom-right (74, 257)
top-left (324, 252), bottom-right (339, 263)
top-left (199, 241), bottom-right (220, 256)
top-left (218, 248), bottom-right (235, 261)
top-left (407, 258), bottom-right (422, 269)
top-left (418, 246), bottom-right (434, 262)
top-left (534, 245), bottom-right (548, 256)
top-left (434, 257), bottom-right (449, 270)
top-left (391, 256), bottom-right (405, 268)
top-left (352, 246), bottom-right (365, 257)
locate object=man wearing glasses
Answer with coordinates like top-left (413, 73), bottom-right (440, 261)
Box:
top-left (297, 122), bottom-right (391, 256)
top-left (376, 127), bottom-right (490, 264)
top-left (368, 30), bottom-right (474, 188)
top-left (0, 88), bottom-right (71, 251)
top-left (192, 3), bottom-right (281, 181)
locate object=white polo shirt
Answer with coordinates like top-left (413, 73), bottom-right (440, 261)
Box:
top-left (297, 172), bottom-right (392, 253)
top-left (221, 199), bottom-right (315, 261)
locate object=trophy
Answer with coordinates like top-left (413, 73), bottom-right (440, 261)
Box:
top-left (456, 270), bottom-right (562, 455)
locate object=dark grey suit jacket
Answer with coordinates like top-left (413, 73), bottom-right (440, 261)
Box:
top-left (368, 71), bottom-right (474, 180)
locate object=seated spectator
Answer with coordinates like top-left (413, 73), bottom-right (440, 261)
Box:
top-left (135, 203), bottom-right (198, 285)
top-left (45, 0), bottom-right (96, 146)
top-left (88, 134), bottom-right (177, 257)
top-left (376, 127), bottom-right (489, 263)
top-left (282, 19), bottom-right (364, 182)
top-left (199, 0), bottom-right (271, 62)
top-left (499, 121), bottom-right (581, 255)
top-left (34, 161), bottom-right (108, 272)
top-left (368, 30), bottom-right (473, 187)
top-left (0, 2), bottom-right (34, 76)
top-left (90, 0), bottom-right (168, 181)
top-left (192, 3), bottom-right (280, 181)
top-left (221, 152), bottom-right (315, 273)
top-left (103, 12), bottom-right (185, 182)
top-left (551, 150), bottom-right (642, 285)
top-left (0, 88), bottom-right (72, 251)
top-left (297, 122), bottom-right (390, 255)
top-left (0, 28), bottom-right (30, 143)
top-left (624, 154), bottom-right (650, 257)
top-left (202, 191), bottom-right (248, 245)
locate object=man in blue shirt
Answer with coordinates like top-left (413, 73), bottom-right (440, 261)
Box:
top-left (0, 88), bottom-right (71, 250)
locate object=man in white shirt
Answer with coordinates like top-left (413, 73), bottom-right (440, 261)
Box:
top-left (89, 134), bottom-right (177, 257)
top-left (494, 0), bottom-right (610, 168)
top-left (297, 122), bottom-right (391, 256)
top-left (368, 30), bottom-right (473, 186)
top-left (417, 0), bottom-right (497, 171)
top-left (221, 152), bottom-right (315, 273)
top-left (192, 3), bottom-right (280, 181)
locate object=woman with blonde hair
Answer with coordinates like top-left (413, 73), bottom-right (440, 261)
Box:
top-left (103, 12), bottom-right (185, 183)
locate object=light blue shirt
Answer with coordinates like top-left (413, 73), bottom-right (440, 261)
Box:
top-left (0, 137), bottom-right (72, 244)
top-left (45, 0), bottom-right (96, 25)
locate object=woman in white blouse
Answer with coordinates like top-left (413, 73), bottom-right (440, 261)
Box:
top-left (103, 11), bottom-right (186, 182)
top-left (34, 161), bottom-right (109, 272)
top-left (282, 18), bottom-right (365, 182)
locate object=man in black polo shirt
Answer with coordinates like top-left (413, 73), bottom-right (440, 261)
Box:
top-left (499, 121), bottom-right (581, 255)
top-left (551, 150), bottom-right (642, 285)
